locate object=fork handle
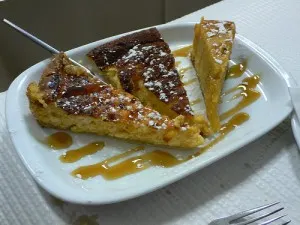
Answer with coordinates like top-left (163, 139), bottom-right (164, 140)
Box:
top-left (3, 18), bottom-right (60, 54)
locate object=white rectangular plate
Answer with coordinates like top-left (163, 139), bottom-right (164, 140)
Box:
top-left (6, 22), bottom-right (294, 204)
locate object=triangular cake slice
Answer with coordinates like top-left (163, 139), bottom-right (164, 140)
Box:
top-left (87, 28), bottom-right (195, 120)
top-left (27, 53), bottom-right (207, 148)
top-left (191, 18), bottom-right (236, 132)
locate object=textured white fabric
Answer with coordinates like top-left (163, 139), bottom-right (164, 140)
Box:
top-left (1, 0), bottom-right (300, 224)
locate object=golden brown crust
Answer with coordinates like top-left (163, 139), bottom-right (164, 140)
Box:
top-left (27, 53), bottom-right (207, 148)
top-left (192, 18), bottom-right (235, 132)
top-left (87, 28), bottom-right (193, 117)
top-left (87, 28), bottom-right (162, 70)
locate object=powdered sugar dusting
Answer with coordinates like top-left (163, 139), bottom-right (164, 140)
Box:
top-left (214, 57), bottom-right (223, 64)
top-left (56, 83), bottom-right (174, 130)
top-left (202, 20), bottom-right (235, 65)
top-left (48, 73), bottom-right (177, 130)
top-left (214, 22), bottom-right (227, 34)
top-left (113, 42), bottom-right (193, 116)
top-left (204, 20), bottom-right (233, 38)
top-left (41, 54), bottom-right (196, 136)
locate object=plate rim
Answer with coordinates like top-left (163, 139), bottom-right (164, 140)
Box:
top-left (291, 114), bottom-right (300, 149)
top-left (5, 22), bottom-right (296, 204)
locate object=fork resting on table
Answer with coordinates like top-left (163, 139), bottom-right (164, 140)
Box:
top-left (209, 202), bottom-right (290, 225)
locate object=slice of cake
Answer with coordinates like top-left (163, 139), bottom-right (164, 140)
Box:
top-left (27, 53), bottom-right (207, 148)
top-left (191, 18), bottom-right (236, 132)
top-left (87, 28), bottom-right (195, 120)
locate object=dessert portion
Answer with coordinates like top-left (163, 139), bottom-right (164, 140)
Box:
top-left (191, 18), bottom-right (235, 132)
top-left (87, 28), bottom-right (194, 120)
top-left (27, 53), bottom-right (207, 148)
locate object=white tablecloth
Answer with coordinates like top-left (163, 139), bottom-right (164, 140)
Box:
top-left (1, 0), bottom-right (300, 224)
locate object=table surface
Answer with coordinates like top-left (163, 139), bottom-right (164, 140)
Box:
top-left (1, 0), bottom-right (300, 224)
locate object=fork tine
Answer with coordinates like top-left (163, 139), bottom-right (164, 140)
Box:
top-left (282, 220), bottom-right (291, 225)
top-left (236, 207), bottom-right (284, 225)
top-left (228, 202), bottom-right (280, 221)
top-left (258, 215), bottom-right (287, 225)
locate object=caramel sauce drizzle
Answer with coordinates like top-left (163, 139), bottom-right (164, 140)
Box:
top-left (220, 75), bottom-right (261, 120)
top-left (60, 142), bottom-right (105, 163)
top-left (172, 45), bottom-right (192, 57)
top-left (72, 113), bottom-right (249, 180)
top-left (183, 78), bottom-right (198, 86)
top-left (222, 75), bottom-right (260, 97)
top-left (230, 75), bottom-right (260, 101)
top-left (72, 146), bottom-right (145, 179)
top-left (227, 61), bottom-right (247, 79)
top-left (190, 98), bottom-right (202, 106)
top-left (72, 149), bottom-right (181, 180)
top-left (46, 132), bottom-right (73, 150)
top-left (191, 112), bottom-right (249, 157)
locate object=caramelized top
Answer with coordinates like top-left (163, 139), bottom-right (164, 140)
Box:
top-left (87, 28), bottom-right (193, 116)
top-left (38, 53), bottom-right (190, 130)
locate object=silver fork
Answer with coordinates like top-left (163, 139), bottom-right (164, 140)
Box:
top-left (209, 202), bottom-right (291, 225)
top-left (2, 18), bottom-right (108, 84)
